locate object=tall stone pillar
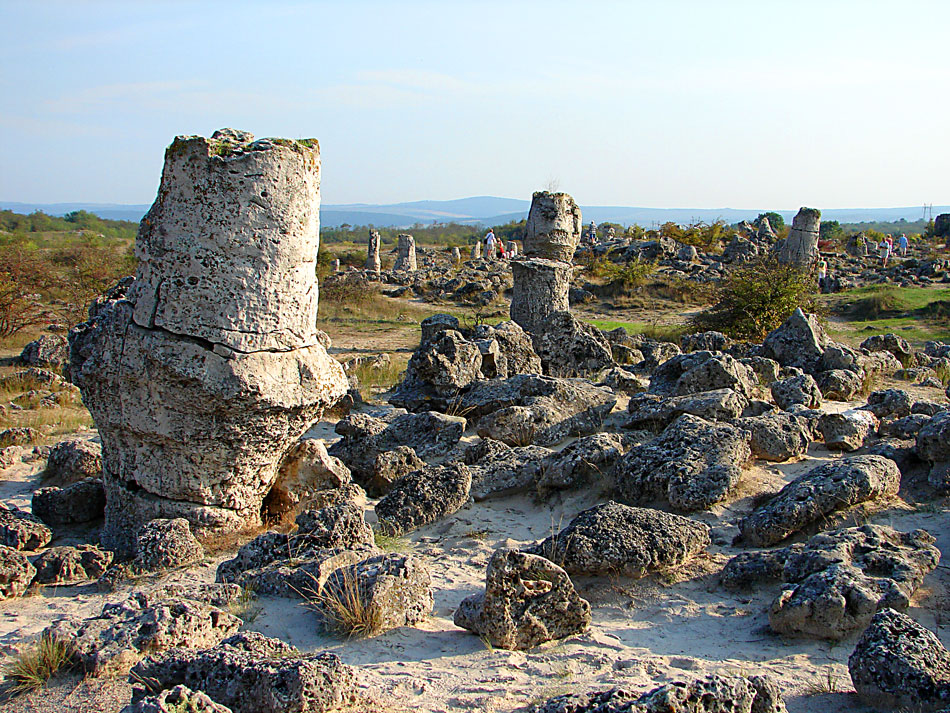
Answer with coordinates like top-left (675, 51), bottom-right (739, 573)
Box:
top-left (471, 242), bottom-right (481, 260)
top-left (776, 207), bottom-right (821, 269)
top-left (452, 247), bottom-right (461, 264)
top-left (70, 129), bottom-right (347, 556)
top-left (366, 230), bottom-right (381, 274)
top-left (394, 233), bottom-right (417, 272)
top-left (510, 191), bottom-right (581, 334)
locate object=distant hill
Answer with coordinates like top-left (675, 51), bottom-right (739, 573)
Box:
top-left (3, 199), bottom-right (946, 229)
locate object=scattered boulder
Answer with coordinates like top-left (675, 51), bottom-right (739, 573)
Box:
top-left (264, 439), bottom-right (351, 520)
top-left (32, 477), bottom-right (105, 526)
top-left (860, 333), bottom-right (913, 363)
top-left (617, 414), bottom-right (751, 511)
top-left (771, 374), bottom-right (822, 409)
top-left (121, 685), bottom-right (232, 713)
top-left (531, 311), bottom-right (614, 378)
top-left (19, 334), bottom-right (68, 367)
top-left (0, 545), bottom-right (37, 600)
top-left (130, 632), bottom-right (356, 713)
top-left (375, 463), bottom-right (472, 535)
top-left (464, 441), bottom-right (552, 501)
top-left (738, 455), bottom-right (901, 546)
top-left (43, 439), bottom-right (102, 484)
top-left (316, 553), bottom-right (432, 635)
top-left (0, 445), bottom-right (21, 471)
top-left (680, 331), bottom-right (729, 353)
top-left (815, 368), bottom-right (864, 401)
top-left (454, 548), bottom-right (590, 650)
top-left (46, 591), bottom-right (241, 675)
top-left (849, 608), bottom-right (950, 712)
top-left (526, 502), bottom-right (709, 577)
top-left (917, 410), bottom-right (950, 464)
top-left (0, 505), bottom-right (51, 551)
top-left (369, 446), bottom-right (425, 497)
top-left (31, 544), bottom-right (113, 585)
top-left (625, 389), bottom-right (748, 431)
top-left (867, 388), bottom-right (913, 419)
top-left (761, 308), bottom-right (830, 373)
top-left (535, 433), bottom-right (628, 491)
top-left (0, 427), bottom-right (39, 447)
top-left (879, 413), bottom-right (930, 440)
top-left (818, 409), bottom-right (879, 451)
top-left (723, 525), bottom-right (939, 640)
top-left (134, 518), bottom-right (205, 573)
top-left (673, 354), bottom-right (756, 398)
top-left (530, 674), bottom-right (786, 713)
top-left (735, 411), bottom-right (811, 462)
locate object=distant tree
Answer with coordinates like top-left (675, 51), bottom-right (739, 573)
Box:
top-left (756, 212), bottom-right (785, 232)
top-left (820, 220), bottom-right (844, 241)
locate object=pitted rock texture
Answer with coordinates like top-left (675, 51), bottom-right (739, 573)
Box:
top-left (775, 207), bottom-right (820, 269)
top-left (454, 548), bottom-right (590, 650)
top-left (130, 632), bottom-right (356, 713)
top-left (19, 335), bottom-right (68, 368)
top-left (734, 411), bottom-right (811, 462)
top-left (761, 308), bottom-right (831, 373)
top-left (32, 478), bottom-right (105, 526)
top-left (860, 333), bottom-right (913, 362)
top-left (0, 505), bottom-right (51, 551)
top-left (375, 463), bottom-right (472, 535)
top-left (536, 432), bottom-right (628, 491)
top-left (370, 446), bottom-right (425, 496)
top-left (818, 409), bottom-right (879, 451)
top-left (121, 685), bottom-right (232, 713)
top-left (527, 502), bottom-right (709, 577)
top-left (70, 131), bottom-right (347, 556)
top-left (867, 388), bottom-right (913, 419)
top-left (722, 525), bottom-right (939, 640)
top-left (366, 229), bottom-right (381, 273)
top-left (918, 410), bottom-right (950, 463)
top-left (771, 373), bottom-right (822, 409)
top-left (530, 674), bottom-right (787, 713)
top-left (46, 591), bottom-right (241, 675)
top-left (510, 259), bottom-right (573, 335)
top-left (43, 439), bottom-right (101, 483)
top-left (738, 455), bottom-right (901, 546)
top-left (394, 233), bottom-right (417, 272)
top-left (816, 368), bottom-right (864, 401)
top-left (523, 191), bottom-right (582, 262)
top-left (329, 410), bottom-right (465, 484)
top-left (464, 441), bottom-right (552, 501)
top-left (617, 414), bottom-right (751, 511)
top-left (849, 608), bottom-right (950, 712)
top-left (625, 389), bottom-right (748, 431)
top-left (531, 311), bottom-right (615, 378)
top-left (0, 545), bottom-right (37, 600)
top-left (317, 553), bottom-right (433, 634)
top-left (264, 439), bottom-right (351, 519)
top-left (31, 544), bottom-right (113, 585)
top-left (134, 518), bottom-right (205, 573)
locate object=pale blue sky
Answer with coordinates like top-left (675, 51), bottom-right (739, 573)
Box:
top-left (1, 0), bottom-right (948, 209)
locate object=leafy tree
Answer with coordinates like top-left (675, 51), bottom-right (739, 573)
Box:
top-left (756, 212), bottom-right (785, 232)
top-left (819, 220), bottom-right (844, 241)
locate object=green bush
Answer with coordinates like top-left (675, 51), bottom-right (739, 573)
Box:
top-left (691, 255), bottom-right (818, 340)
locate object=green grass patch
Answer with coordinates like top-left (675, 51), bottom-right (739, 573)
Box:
top-left (825, 317), bottom-right (950, 345)
top-left (587, 319), bottom-right (687, 343)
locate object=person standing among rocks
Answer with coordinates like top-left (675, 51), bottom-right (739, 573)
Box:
top-left (485, 229), bottom-right (497, 259)
top-left (898, 233), bottom-right (908, 257)
top-left (879, 236), bottom-right (891, 268)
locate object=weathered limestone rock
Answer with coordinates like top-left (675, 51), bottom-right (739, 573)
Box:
top-left (0, 505), bottom-right (51, 551)
top-left (771, 373), bottom-right (822, 409)
top-left (527, 502), bottom-right (709, 577)
top-left (531, 311), bottom-right (614, 378)
top-left (32, 478), bottom-right (105, 526)
top-left (507, 241), bottom-right (518, 257)
top-left (121, 685), bottom-right (233, 713)
top-left (452, 246), bottom-right (461, 263)
top-left (70, 131), bottom-right (347, 556)
top-left (617, 414), bottom-right (752, 511)
top-left (535, 432), bottom-right (628, 491)
top-left (316, 553), bottom-right (432, 634)
top-left (761, 308), bottom-right (831, 373)
top-left (531, 674), bottom-right (787, 713)
top-left (860, 333), bottom-right (913, 363)
top-left (471, 242), bottom-right (481, 260)
top-left (19, 335), bottom-right (68, 368)
top-left (43, 439), bottom-right (101, 483)
top-left (735, 411), bottom-right (811, 462)
top-left (370, 446), bottom-right (425, 496)
top-left (375, 463), bottom-right (472, 535)
top-left (918, 410), bottom-right (950, 463)
top-left (846, 233), bottom-right (868, 257)
top-left (134, 518), bottom-right (204, 573)
top-left (523, 191), bottom-right (582, 262)
top-left (31, 544), bottom-right (113, 585)
top-left (818, 409), bottom-right (879, 451)
top-left (264, 439), bottom-right (351, 520)
top-left (775, 207), bottom-right (820, 269)
top-left (510, 259), bottom-right (572, 334)
top-left (0, 545), bottom-right (36, 600)
top-left (867, 388), bottom-right (913, 419)
top-left (625, 389), bottom-right (748, 431)
top-left (47, 591), bottom-right (241, 675)
top-left (130, 632), bottom-right (356, 713)
top-left (816, 368), bottom-right (864, 401)
top-left (394, 233), bottom-right (417, 272)
top-left (464, 441), bottom-right (552, 501)
top-left (454, 548), bottom-right (590, 650)
top-left (738, 455), bottom-right (901, 546)
top-left (722, 525), bottom-right (939, 640)
top-left (849, 608), bottom-right (950, 712)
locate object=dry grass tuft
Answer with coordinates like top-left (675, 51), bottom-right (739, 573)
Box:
top-left (3, 634), bottom-right (74, 693)
top-left (306, 568), bottom-right (383, 639)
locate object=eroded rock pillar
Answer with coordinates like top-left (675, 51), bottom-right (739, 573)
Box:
top-left (70, 129), bottom-right (347, 556)
top-left (366, 230), bottom-right (381, 274)
top-left (394, 233), bottom-right (417, 272)
top-left (776, 207), bottom-right (821, 269)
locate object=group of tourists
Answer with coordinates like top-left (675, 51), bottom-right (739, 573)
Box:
top-left (877, 233), bottom-right (908, 268)
top-left (483, 229), bottom-right (509, 259)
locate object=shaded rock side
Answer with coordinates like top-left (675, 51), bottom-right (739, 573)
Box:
top-left (454, 548), bottom-right (590, 650)
top-left (375, 463), bottom-right (472, 535)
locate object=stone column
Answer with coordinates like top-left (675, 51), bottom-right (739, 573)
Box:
top-left (510, 191), bottom-right (581, 334)
top-left (776, 207), bottom-right (821, 269)
top-left (394, 233), bottom-right (417, 272)
top-left (70, 129), bottom-right (347, 556)
top-left (366, 230), bottom-right (381, 274)
top-left (331, 258), bottom-right (341, 272)
top-left (452, 247), bottom-right (461, 264)
top-left (507, 242), bottom-right (518, 258)
top-left (471, 242), bottom-right (481, 260)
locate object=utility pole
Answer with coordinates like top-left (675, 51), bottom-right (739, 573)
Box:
top-left (923, 203), bottom-right (933, 222)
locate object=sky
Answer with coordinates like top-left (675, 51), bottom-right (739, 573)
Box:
top-left (1, 0), bottom-right (948, 210)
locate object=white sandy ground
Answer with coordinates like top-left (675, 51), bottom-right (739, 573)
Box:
top-left (0, 385), bottom-right (948, 713)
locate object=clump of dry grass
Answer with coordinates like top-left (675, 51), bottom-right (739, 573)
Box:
top-left (3, 634), bottom-right (74, 693)
top-left (306, 569), bottom-right (383, 639)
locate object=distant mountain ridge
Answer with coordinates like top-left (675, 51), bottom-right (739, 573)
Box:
top-left (2, 198), bottom-right (945, 229)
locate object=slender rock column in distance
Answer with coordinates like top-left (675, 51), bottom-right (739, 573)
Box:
top-left (775, 207), bottom-right (821, 270)
top-left (69, 128), bottom-right (347, 556)
top-left (510, 191), bottom-right (581, 333)
top-left (471, 242), bottom-right (481, 260)
top-left (452, 246), bottom-right (461, 264)
top-left (394, 233), bottom-right (417, 272)
top-left (366, 229), bottom-right (381, 274)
